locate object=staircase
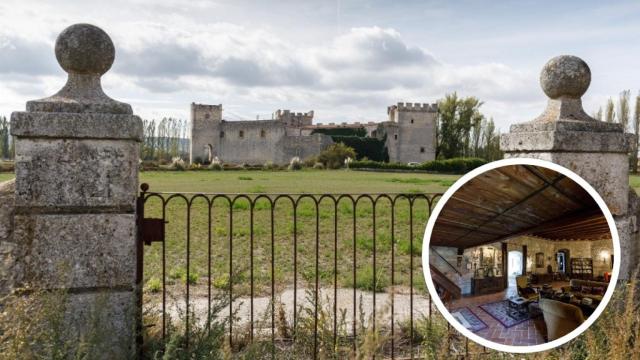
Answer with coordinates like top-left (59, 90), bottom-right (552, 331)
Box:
top-left (429, 250), bottom-right (462, 302)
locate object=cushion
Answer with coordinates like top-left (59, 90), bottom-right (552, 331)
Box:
top-left (592, 287), bottom-right (605, 296)
top-left (581, 286), bottom-right (592, 294)
top-left (521, 287), bottom-right (536, 295)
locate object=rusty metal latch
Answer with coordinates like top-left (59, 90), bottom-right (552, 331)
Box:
top-left (141, 218), bottom-right (166, 245)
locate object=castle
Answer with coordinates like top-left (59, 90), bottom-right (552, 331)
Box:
top-left (189, 102), bottom-right (437, 165)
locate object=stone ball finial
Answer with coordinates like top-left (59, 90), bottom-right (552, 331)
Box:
top-left (540, 55), bottom-right (591, 99)
top-left (55, 23), bottom-right (115, 75)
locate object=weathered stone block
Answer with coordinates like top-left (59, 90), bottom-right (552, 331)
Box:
top-left (14, 138), bottom-right (139, 210)
top-left (62, 290), bottom-right (136, 359)
top-left (614, 215), bottom-right (637, 279)
top-left (11, 112), bottom-right (143, 141)
top-left (501, 128), bottom-right (631, 153)
top-left (0, 180), bottom-right (16, 295)
top-left (13, 213), bottom-right (136, 289)
top-left (504, 152), bottom-right (629, 216)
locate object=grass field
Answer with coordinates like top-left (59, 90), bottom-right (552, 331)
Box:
top-left (139, 169), bottom-right (457, 297)
top-left (0, 173), bottom-right (12, 183)
top-left (4, 170), bottom-right (640, 297)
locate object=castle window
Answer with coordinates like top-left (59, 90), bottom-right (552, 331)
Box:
top-left (410, 118), bottom-right (414, 124)
top-left (205, 113), bottom-right (211, 119)
top-left (420, 147), bottom-right (425, 153)
top-left (239, 130), bottom-right (244, 138)
top-left (220, 131), bottom-right (225, 138)
top-left (260, 129), bottom-right (266, 138)
top-left (394, 134), bottom-right (398, 140)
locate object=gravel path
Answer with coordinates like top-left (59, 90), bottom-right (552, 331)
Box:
top-left (147, 286), bottom-right (435, 331)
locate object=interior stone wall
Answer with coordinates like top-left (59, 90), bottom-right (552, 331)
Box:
top-left (506, 236), bottom-right (612, 276)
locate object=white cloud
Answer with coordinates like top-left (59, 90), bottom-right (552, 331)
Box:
top-left (0, 5), bottom-right (542, 129)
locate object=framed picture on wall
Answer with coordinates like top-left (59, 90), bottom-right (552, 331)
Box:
top-left (535, 252), bottom-right (544, 268)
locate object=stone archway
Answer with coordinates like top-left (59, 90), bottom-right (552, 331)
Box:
top-left (205, 144), bottom-right (213, 163)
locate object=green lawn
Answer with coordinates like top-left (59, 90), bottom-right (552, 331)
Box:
top-left (139, 169), bottom-right (457, 296)
top-left (0, 173), bottom-right (12, 183)
top-left (4, 169), bottom-right (640, 296)
top-left (139, 169), bottom-right (458, 193)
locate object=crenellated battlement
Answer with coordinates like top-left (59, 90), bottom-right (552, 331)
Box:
top-left (274, 109), bottom-right (314, 127)
top-left (387, 102), bottom-right (438, 114)
top-left (191, 102), bottom-right (222, 111)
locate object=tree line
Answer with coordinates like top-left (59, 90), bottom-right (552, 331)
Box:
top-left (141, 118), bottom-right (190, 162)
top-left (436, 93), bottom-right (502, 161)
top-left (594, 90), bottom-right (640, 172)
top-left (0, 117), bottom-right (13, 160)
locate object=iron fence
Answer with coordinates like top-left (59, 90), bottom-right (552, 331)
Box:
top-left (137, 183), bottom-right (443, 358)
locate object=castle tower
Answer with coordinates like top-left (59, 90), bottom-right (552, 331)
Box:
top-left (274, 109), bottom-right (314, 127)
top-left (190, 103), bottom-right (222, 163)
top-left (384, 102), bottom-right (438, 163)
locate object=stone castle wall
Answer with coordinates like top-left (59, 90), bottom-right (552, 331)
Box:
top-left (190, 101), bottom-right (438, 165)
top-left (190, 104), bottom-right (334, 165)
top-left (385, 102), bottom-right (437, 163)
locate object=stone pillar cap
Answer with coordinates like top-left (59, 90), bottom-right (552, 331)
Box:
top-left (26, 23), bottom-right (132, 114)
top-left (501, 54), bottom-right (632, 153)
top-left (531, 55), bottom-right (595, 124)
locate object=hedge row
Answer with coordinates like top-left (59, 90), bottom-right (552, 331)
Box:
top-left (331, 136), bottom-right (388, 162)
top-left (349, 157), bottom-right (487, 174)
top-left (310, 127), bottom-right (367, 137)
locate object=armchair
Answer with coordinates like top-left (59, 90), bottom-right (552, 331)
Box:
top-left (516, 275), bottom-right (539, 301)
top-left (539, 298), bottom-right (585, 341)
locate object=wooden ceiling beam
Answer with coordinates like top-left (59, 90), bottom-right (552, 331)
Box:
top-left (522, 164), bottom-right (593, 208)
top-left (450, 174), bottom-right (566, 245)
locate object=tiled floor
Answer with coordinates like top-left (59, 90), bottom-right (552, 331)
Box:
top-left (448, 280), bottom-right (569, 346)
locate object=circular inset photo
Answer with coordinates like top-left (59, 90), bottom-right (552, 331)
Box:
top-left (422, 158), bottom-right (619, 353)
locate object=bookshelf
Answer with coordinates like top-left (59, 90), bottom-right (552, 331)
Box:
top-left (570, 258), bottom-right (593, 280)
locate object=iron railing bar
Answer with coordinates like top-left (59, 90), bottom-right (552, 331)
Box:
top-left (143, 191), bottom-right (435, 196)
top-left (139, 188), bottom-right (445, 357)
top-left (162, 203), bottom-right (167, 341)
top-left (293, 205), bottom-right (298, 336)
top-left (372, 199), bottom-right (377, 351)
top-left (207, 202), bottom-right (212, 334)
top-left (185, 203), bottom-right (191, 351)
top-left (391, 199), bottom-right (396, 359)
top-left (313, 200), bottom-right (320, 359)
top-left (271, 201), bottom-right (275, 357)
top-left (333, 202), bottom-right (338, 350)
top-left (229, 201), bottom-right (234, 349)
top-left (352, 201), bottom-right (357, 353)
top-left (409, 199), bottom-right (414, 360)
top-left (250, 201), bottom-right (255, 342)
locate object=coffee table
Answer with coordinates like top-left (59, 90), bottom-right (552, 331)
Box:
top-left (507, 296), bottom-right (530, 320)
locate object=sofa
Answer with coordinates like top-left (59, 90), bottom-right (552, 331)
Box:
top-left (539, 298), bottom-right (585, 341)
top-left (561, 279), bottom-right (607, 303)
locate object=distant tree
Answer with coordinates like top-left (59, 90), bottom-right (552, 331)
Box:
top-left (606, 98), bottom-right (616, 123)
top-left (436, 93), bottom-right (461, 159)
top-left (436, 93), bottom-right (495, 160)
top-left (470, 111), bottom-right (484, 158)
top-left (633, 93), bottom-right (640, 173)
top-left (0, 116), bottom-right (9, 159)
top-left (594, 107), bottom-right (603, 121)
top-left (317, 143), bottom-right (356, 169)
top-left (618, 90), bottom-right (631, 131)
top-left (479, 117), bottom-right (502, 161)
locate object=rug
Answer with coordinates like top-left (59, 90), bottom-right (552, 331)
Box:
top-left (479, 300), bottom-right (536, 328)
top-left (451, 307), bottom-right (488, 332)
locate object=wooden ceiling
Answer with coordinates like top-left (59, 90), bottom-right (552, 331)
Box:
top-left (430, 165), bottom-right (611, 249)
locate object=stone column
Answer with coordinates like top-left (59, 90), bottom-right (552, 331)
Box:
top-left (501, 55), bottom-right (638, 279)
top-left (10, 24), bottom-right (142, 357)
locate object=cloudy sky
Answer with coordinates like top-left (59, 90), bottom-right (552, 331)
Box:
top-left (1, 0), bottom-right (640, 130)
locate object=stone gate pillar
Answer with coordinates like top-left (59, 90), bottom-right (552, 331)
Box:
top-left (501, 55), bottom-right (638, 279)
top-left (9, 24), bottom-right (142, 356)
